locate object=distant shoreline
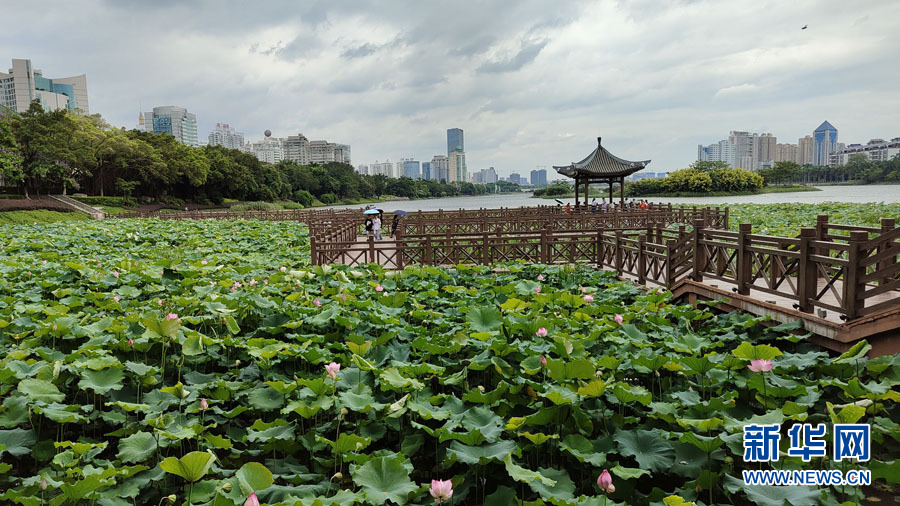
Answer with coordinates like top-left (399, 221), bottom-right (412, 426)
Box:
top-left (533, 185), bottom-right (820, 199)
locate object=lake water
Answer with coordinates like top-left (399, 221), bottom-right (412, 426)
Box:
top-left (323, 185), bottom-right (900, 212)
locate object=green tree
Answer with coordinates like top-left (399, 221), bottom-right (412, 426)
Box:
top-left (8, 101), bottom-right (78, 197)
top-left (689, 160), bottom-right (729, 172)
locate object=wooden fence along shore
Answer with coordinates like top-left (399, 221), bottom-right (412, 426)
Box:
top-left (114, 204), bottom-right (900, 354)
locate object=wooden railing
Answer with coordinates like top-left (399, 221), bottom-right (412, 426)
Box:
top-left (312, 213), bottom-right (899, 322)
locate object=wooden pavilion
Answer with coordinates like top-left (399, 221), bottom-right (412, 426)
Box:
top-left (553, 137), bottom-right (651, 207)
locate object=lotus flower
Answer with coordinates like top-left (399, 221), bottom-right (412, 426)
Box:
top-left (540, 355), bottom-right (547, 367)
top-left (341, 294), bottom-right (347, 301)
top-left (536, 327), bottom-right (548, 337)
top-left (535, 285), bottom-right (541, 293)
top-left (128, 338), bottom-right (134, 348)
top-left (325, 362), bottom-right (341, 379)
top-left (430, 479), bottom-right (453, 504)
top-left (112, 271), bottom-right (119, 278)
top-left (166, 313), bottom-right (178, 320)
top-left (200, 398), bottom-right (208, 410)
top-left (279, 266), bottom-right (286, 272)
top-left (114, 295), bottom-right (120, 302)
top-left (157, 299), bottom-right (163, 306)
top-left (52, 323), bottom-right (57, 331)
top-left (537, 274), bottom-right (544, 281)
top-left (375, 285), bottom-right (384, 292)
top-left (40, 477), bottom-right (47, 491)
top-left (597, 469), bottom-right (614, 493)
top-left (249, 279), bottom-right (257, 286)
top-left (244, 492), bottom-right (260, 506)
top-left (583, 294), bottom-right (594, 303)
top-left (614, 314), bottom-right (624, 325)
top-left (747, 359), bottom-right (774, 372)
top-left (201, 260), bottom-right (208, 265)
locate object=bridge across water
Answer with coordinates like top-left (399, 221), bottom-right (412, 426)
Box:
top-left (308, 206), bottom-right (900, 356)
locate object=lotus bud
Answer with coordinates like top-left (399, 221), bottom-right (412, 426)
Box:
top-left (340, 407), bottom-right (348, 419)
top-left (53, 361), bottom-right (61, 380)
top-left (40, 477), bottom-right (47, 490)
top-left (221, 482), bottom-right (232, 492)
top-left (539, 355), bottom-right (547, 367)
top-left (128, 338), bottom-right (134, 349)
top-left (332, 472), bottom-right (343, 481)
top-left (477, 385), bottom-right (485, 392)
top-left (235, 360), bottom-right (241, 368)
top-left (200, 398), bottom-right (209, 411)
top-left (166, 494), bottom-right (177, 504)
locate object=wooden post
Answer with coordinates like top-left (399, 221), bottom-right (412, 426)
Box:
top-left (879, 218), bottom-right (896, 286)
top-left (814, 214), bottom-right (828, 278)
top-left (425, 236), bottom-right (433, 265)
top-left (797, 228), bottom-right (816, 312)
top-left (482, 233), bottom-right (490, 264)
top-left (310, 236), bottom-right (317, 265)
top-left (614, 231), bottom-right (623, 276)
top-left (637, 234), bottom-right (647, 284)
top-left (692, 219), bottom-right (705, 282)
top-left (665, 239), bottom-right (675, 287)
top-left (396, 229), bottom-right (404, 270)
top-left (541, 227), bottom-right (549, 264)
top-left (596, 229), bottom-right (603, 266)
top-left (368, 235), bottom-right (376, 264)
top-left (843, 230), bottom-right (868, 320)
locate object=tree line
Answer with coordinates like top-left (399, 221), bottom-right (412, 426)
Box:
top-left (0, 102), bottom-right (519, 205)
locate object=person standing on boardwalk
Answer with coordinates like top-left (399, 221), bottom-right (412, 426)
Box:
top-left (373, 214), bottom-right (383, 240)
top-left (364, 217), bottom-right (373, 236)
top-left (565, 202), bottom-right (571, 214)
top-left (390, 214), bottom-right (400, 237)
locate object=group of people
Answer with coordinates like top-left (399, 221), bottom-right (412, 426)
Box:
top-left (363, 210), bottom-right (400, 240)
top-left (560, 198), bottom-right (651, 213)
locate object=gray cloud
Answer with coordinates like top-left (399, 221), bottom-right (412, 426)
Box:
top-left (477, 38), bottom-right (549, 73)
top-left (4, 0), bottom-right (898, 176)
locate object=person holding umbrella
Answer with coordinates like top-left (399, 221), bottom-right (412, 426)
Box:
top-left (390, 210), bottom-right (408, 238)
top-left (363, 209), bottom-right (379, 236)
top-left (372, 210), bottom-right (383, 240)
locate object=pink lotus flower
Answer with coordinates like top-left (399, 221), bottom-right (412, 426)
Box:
top-left (200, 398), bottom-right (208, 410)
top-left (375, 285), bottom-right (384, 292)
top-left (249, 279), bottom-right (257, 286)
top-left (581, 287), bottom-right (587, 293)
top-left (583, 294), bottom-right (594, 303)
top-left (97, 262), bottom-right (102, 268)
top-left (536, 327), bottom-right (548, 337)
top-left (314, 298), bottom-right (321, 307)
top-left (40, 477), bottom-right (47, 491)
top-left (279, 266), bottom-right (286, 272)
top-left (535, 285), bottom-right (541, 293)
top-left (112, 271), bottom-right (119, 278)
top-left (614, 314), bottom-right (624, 325)
top-left (42, 260), bottom-right (47, 265)
top-left (747, 359), bottom-right (774, 373)
top-left (325, 362), bottom-right (341, 379)
top-left (597, 469), bottom-right (614, 493)
top-left (201, 260), bottom-right (208, 265)
top-left (540, 355), bottom-right (547, 367)
top-left (263, 279), bottom-right (268, 285)
top-left (114, 295), bottom-right (120, 302)
top-left (430, 479), bottom-right (453, 504)
top-left (244, 492), bottom-right (260, 506)
top-left (341, 294), bottom-right (347, 301)
top-left (157, 299), bottom-right (163, 306)
top-left (128, 338), bottom-right (134, 348)
top-left (537, 274), bottom-right (544, 281)
top-left (52, 323), bottom-right (57, 331)
top-left (166, 313), bottom-right (178, 320)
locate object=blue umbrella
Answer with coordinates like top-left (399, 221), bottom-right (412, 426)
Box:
top-left (363, 209), bottom-right (380, 215)
top-left (555, 198), bottom-right (565, 204)
top-left (394, 210), bottom-right (409, 216)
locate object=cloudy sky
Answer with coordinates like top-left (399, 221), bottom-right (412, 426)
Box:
top-left (3, 0), bottom-right (899, 177)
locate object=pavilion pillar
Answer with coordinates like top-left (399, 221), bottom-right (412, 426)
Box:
top-left (608, 180), bottom-right (613, 204)
top-left (619, 177), bottom-right (624, 204)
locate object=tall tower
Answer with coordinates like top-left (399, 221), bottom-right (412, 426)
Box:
top-left (447, 128), bottom-right (464, 156)
top-left (813, 121), bottom-right (838, 166)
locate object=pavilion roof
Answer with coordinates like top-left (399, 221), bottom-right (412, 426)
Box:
top-left (553, 137), bottom-right (650, 179)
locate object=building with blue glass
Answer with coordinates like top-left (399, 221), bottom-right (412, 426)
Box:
top-left (813, 121), bottom-right (838, 166)
top-left (447, 128), bottom-right (464, 155)
top-left (421, 162), bottom-right (431, 180)
top-left (139, 106), bottom-right (199, 147)
top-left (402, 159), bottom-right (421, 179)
top-left (0, 59), bottom-right (89, 113)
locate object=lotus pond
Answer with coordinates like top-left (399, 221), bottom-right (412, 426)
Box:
top-left (0, 219), bottom-right (898, 506)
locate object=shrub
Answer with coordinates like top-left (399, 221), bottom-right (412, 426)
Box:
top-left (230, 201), bottom-right (282, 212)
top-left (661, 169), bottom-right (713, 193)
top-left (626, 178), bottom-right (663, 197)
top-left (534, 184), bottom-right (570, 197)
top-left (279, 201), bottom-right (305, 210)
top-left (293, 190), bottom-right (315, 208)
top-left (319, 193), bottom-right (337, 204)
top-left (72, 196), bottom-right (136, 207)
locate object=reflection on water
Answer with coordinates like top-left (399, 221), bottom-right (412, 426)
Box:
top-left (322, 185), bottom-right (900, 212)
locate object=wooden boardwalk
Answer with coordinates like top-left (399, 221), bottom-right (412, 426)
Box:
top-left (310, 209), bottom-right (900, 356)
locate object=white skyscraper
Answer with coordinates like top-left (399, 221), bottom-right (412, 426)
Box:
top-left (208, 123), bottom-right (244, 150)
top-left (141, 106), bottom-right (199, 147)
top-left (1, 59), bottom-right (89, 114)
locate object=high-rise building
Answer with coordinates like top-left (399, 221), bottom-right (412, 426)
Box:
top-left (251, 134), bottom-right (284, 164)
top-left (798, 135), bottom-right (815, 165)
top-left (0, 58), bottom-right (89, 113)
top-left (698, 139), bottom-right (735, 167)
top-left (754, 133), bottom-right (776, 168)
top-left (357, 164), bottom-right (369, 175)
top-left (421, 162), bottom-right (431, 180)
top-left (367, 160), bottom-right (395, 177)
top-left (482, 167), bottom-right (498, 184)
top-left (831, 138), bottom-right (900, 165)
top-left (141, 106), bottom-right (199, 147)
top-left (813, 121), bottom-right (838, 166)
top-left (284, 134), bottom-right (310, 164)
top-left (431, 155), bottom-right (449, 182)
top-left (775, 143), bottom-right (799, 163)
top-left (530, 169), bottom-right (547, 187)
top-left (509, 173), bottom-right (521, 185)
top-left (401, 159), bottom-right (420, 179)
top-left (729, 131), bottom-right (754, 169)
top-left (471, 171), bottom-right (483, 183)
top-left (334, 144), bottom-right (351, 164)
top-left (448, 151), bottom-right (466, 182)
top-left (208, 123), bottom-right (244, 150)
top-left (447, 128), bottom-right (464, 156)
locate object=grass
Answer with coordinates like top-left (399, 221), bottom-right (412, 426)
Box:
top-left (0, 210), bottom-right (91, 225)
top-left (96, 205), bottom-right (132, 216)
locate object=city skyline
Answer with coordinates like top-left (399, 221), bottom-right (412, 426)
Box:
top-left (2, 1), bottom-right (899, 177)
